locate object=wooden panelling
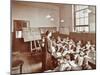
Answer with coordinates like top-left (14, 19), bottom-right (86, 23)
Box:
top-left (69, 32), bottom-right (96, 44)
top-left (12, 32), bottom-right (30, 52)
top-left (12, 20), bottom-right (30, 52)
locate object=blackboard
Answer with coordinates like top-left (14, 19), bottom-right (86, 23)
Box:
top-left (22, 27), bottom-right (41, 42)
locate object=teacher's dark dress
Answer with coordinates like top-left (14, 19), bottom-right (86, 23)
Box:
top-left (42, 37), bottom-right (54, 71)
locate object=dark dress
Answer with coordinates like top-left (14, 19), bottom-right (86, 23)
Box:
top-left (42, 37), bottom-right (54, 71)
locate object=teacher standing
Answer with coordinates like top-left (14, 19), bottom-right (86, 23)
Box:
top-left (41, 31), bottom-right (54, 72)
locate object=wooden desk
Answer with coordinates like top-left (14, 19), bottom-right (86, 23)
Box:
top-left (12, 60), bottom-right (24, 74)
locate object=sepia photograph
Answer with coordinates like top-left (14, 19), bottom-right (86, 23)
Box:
top-left (11, 0), bottom-right (96, 74)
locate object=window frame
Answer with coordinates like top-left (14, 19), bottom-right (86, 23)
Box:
top-left (74, 5), bottom-right (90, 32)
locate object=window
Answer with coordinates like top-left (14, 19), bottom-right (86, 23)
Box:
top-left (74, 5), bottom-right (89, 32)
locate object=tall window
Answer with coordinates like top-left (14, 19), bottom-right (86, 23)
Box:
top-left (74, 5), bottom-right (89, 32)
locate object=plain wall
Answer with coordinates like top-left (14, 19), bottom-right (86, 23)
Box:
top-left (12, 1), bottom-right (60, 32)
top-left (59, 4), bottom-right (72, 35)
top-left (12, 1), bottom-right (73, 35)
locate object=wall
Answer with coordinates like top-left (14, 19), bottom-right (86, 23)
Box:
top-left (12, 1), bottom-right (73, 52)
top-left (89, 6), bottom-right (96, 33)
top-left (59, 4), bottom-right (72, 35)
top-left (70, 32), bottom-right (96, 44)
top-left (12, 1), bottom-right (73, 34)
top-left (12, 1), bottom-right (60, 32)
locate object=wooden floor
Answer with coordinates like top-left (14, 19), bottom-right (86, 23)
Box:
top-left (11, 52), bottom-right (42, 74)
top-left (11, 51), bottom-right (96, 74)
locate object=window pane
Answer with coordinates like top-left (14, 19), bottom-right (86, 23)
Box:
top-left (84, 12), bottom-right (88, 17)
top-left (75, 5), bottom-right (88, 11)
top-left (75, 27), bottom-right (80, 32)
top-left (84, 27), bottom-right (89, 32)
top-left (75, 6), bottom-right (79, 11)
top-left (82, 27), bottom-right (89, 32)
top-left (75, 27), bottom-right (89, 32)
top-left (79, 10), bottom-right (85, 17)
top-left (76, 17), bottom-right (89, 25)
top-left (80, 5), bottom-right (88, 10)
top-left (80, 27), bottom-right (83, 31)
top-left (76, 19), bottom-right (80, 25)
top-left (80, 18), bottom-right (84, 25)
top-left (76, 12), bottom-right (80, 18)
top-left (75, 5), bottom-right (89, 32)
top-left (84, 17), bottom-right (88, 25)
top-left (77, 10), bottom-right (88, 18)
